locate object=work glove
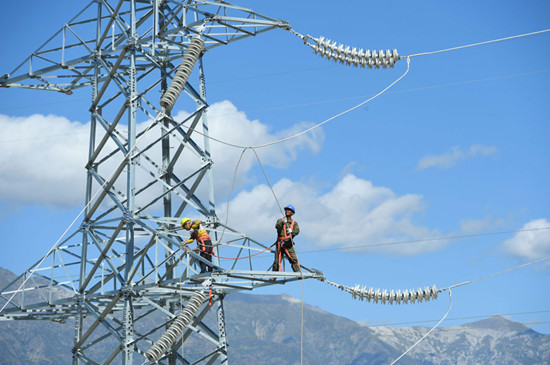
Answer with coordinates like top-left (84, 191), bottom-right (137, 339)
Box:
top-left (287, 227), bottom-right (292, 234)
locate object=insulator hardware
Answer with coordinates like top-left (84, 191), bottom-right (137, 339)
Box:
top-left (160, 37), bottom-right (205, 112)
top-left (145, 290), bottom-right (207, 363)
top-left (323, 279), bottom-right (439, 305)
top-left (348, 284), bottom-right (439, 304)
top-left (307, 36), bottom-right (400, 69)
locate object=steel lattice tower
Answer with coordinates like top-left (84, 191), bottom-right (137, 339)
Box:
top-left (0, 1), bottom-right (322, 363)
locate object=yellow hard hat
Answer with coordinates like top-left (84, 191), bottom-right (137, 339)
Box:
top-left (181, 217), bottom-right (191, 228)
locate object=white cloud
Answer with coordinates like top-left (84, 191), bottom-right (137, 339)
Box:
top-left (0, 114), bottom-right (89, 206)
top-left (0, 101), bottom-right (323, 208)
top-left (417, 144), bottom-right (497, 171)
top-left (502, 218), bottom-right (550, 260)
top-left (219, 174), bottom-right (443, 255)
top-left (178, 100), bottom-right (324, 197)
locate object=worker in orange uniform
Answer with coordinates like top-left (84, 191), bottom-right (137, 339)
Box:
top-left (272, 205), bottom-right (301, 272)
top-left (181, 218), bottom-right (213, 274)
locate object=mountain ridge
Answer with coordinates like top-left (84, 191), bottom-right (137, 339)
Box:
top-left (1, 267), bottom-right (548, 364)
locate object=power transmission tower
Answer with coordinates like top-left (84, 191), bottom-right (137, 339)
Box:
top-left (0, 1), bottom-right (322, 363)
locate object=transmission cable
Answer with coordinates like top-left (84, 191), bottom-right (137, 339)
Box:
top-left (407, 28), bottom-right (550, 58)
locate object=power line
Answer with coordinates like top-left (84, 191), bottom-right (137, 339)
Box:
top-left (298, 226), bottom-right (550, 254)
top-left (408, 28), bottom-right (550, 58)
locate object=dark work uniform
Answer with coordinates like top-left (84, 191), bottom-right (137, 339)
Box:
top-left (272, 217), bottom-right (301, 272)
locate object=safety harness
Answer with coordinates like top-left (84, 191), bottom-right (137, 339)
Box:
top-left (276, 218), bottom-right (300, 271)
top-left (189, 224), bottom-right (213, 254)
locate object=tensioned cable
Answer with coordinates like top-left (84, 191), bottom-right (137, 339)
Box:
top-left (298, 226), bottom-right (550, 254)
top-left (407, 28), bottom-right (550, 58)
top-left (0, 113), bottom-right (163, 314)
top-left (448, 254), bottom-right (550, 290)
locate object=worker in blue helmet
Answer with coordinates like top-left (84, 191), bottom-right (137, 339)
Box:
top-left (272, 204), bottom-right (301, 272)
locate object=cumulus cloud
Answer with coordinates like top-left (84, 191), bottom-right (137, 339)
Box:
top-left (417, 144), bottom-right (497, 171)
top-left (177, 100), bottom-right (324, 196)
top-left (0, 114), bottom-right (89, 206)
top-left (0, 101), bottom-right (323, 208)
top-left (502, 218), bottom-right (550, 260)
top-left (219, 174), bottom-right (443, 255)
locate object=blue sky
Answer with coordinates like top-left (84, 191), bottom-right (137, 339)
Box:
top-left (0, 0), bottom-right (549, 337)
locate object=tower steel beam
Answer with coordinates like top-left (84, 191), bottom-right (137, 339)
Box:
top-left (0, 1), bottom-right (322, 364)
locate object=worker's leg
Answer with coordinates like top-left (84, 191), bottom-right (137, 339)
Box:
top-left (199, 251), bottom-right (208, 273)
top-left (204, 239), bottom-right (214, 272)
top-left (285, 244), bottom-right (301, 272)
top-left (272, 243), bottom-right (281, 271)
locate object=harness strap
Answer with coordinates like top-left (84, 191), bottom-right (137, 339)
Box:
top-left (196, 235), bottom-right (212, 253)
top-left (278, 218), bottom-right (295, 241)
top-left (283, 245), bottom-right (300, 266)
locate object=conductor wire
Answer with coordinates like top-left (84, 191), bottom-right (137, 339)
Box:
top-left (448, 254), bottom-right (550, 290)
top-left (408, 28), bottom-right (550, 58)
top-left (390, 289), bottom-right (453, 365)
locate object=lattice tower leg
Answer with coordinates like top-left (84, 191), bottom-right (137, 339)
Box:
top-left (216, 296), bottom-right (229, 365)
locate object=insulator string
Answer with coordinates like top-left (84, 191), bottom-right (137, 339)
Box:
top-left (145, 289), bottom-right (207, 363)
top-left (160, 37), bottom-right (205, 112)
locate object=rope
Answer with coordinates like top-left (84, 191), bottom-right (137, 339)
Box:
top-left (179, 243), bottom-right (185, 362)
top-left (301, 277), bottom-right (305, 365)
top-left (0, 112), bottom-right (163, 314)
top-left (216, 148), bottom-right (248, 245)
top-left (390, 289), bottom-right (453, 364)
top-left (407, 28), bottom-right (550, 58)
top-left (251, 148), bottom-right (284, 216)
top-left (203, 243), bottom-right (275, 260)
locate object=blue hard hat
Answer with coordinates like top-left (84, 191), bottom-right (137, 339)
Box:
top-left (284, 204), bottom-right (295, 213)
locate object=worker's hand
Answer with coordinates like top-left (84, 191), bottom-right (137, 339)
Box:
top-left (286, 227), bottom-right (292, 234)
